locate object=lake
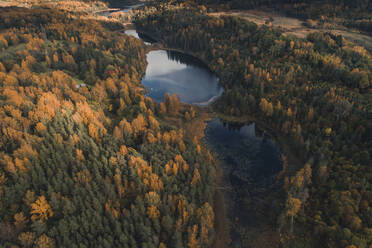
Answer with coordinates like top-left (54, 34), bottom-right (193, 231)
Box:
top-left (121, 13), bottom-right (283, 246)
top-left (205, 119), bottom-right (282, 185)
top-left (142, 50), bottom-right (223, 105)
top-left (205, 118), bottom-right (283, 246)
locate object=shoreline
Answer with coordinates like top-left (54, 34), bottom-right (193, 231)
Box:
top-left (133, 27), bottom-right (300, 247)
top-left (180, 109), bottom-right (232, 248)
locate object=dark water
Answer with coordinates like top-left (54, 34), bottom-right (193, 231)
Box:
top-left (205, 118), bottom-right (283, 246)
top-left (205, 119), bottom-right (282, 185)
top-left (142, 50), bottom-right (223, 105)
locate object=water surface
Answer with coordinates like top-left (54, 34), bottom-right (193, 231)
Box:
top-left (142, 50), bottom-right (223, 105)
top-left (99, 2), bottom-right (143, 17)
top-left (124, 30), bottom-right (156, 44)
top-left (205, 119), bottom-right (282, 184)
top-left (124, 29), bottom-right (140, 38)
top-left (205, 118), bottom-right (283, 246)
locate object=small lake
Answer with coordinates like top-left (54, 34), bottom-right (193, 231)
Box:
top-left (142, 50), bottom-right (223, 105)
top-left (205, 118), bottom-right (283, 245)
top-left (205, 119), bottom-right (282, 184)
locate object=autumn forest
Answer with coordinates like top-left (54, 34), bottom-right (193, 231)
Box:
top-left (0, 0), bottom-right (371, 248)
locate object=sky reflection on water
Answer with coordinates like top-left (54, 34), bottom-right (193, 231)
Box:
top-left (142, 50), bottom-right (223, 104)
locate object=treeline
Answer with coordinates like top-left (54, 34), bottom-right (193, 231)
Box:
top-left (165, 0), bottom-right (372, 12)
top-left (159, 0), bottom-right (372, 34)
top-left (135, 7), bottom-right (372, 248)
top-left (0, 7), bottom-right (215, 248)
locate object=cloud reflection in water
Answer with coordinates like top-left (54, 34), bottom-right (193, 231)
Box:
top-left (142, 50), bottom-right (223, 104)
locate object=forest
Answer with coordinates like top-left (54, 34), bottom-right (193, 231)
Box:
top-left (165, 0), bottom-right (372, 13)
top-left (0, 7), bottom-right (215, 248)
top-left (161, 0), bottom-right (372, 34)
top-left (135, 4), bottom-right (372, 248)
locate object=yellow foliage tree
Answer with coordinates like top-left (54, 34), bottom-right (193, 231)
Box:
top-left (73, 170), bottom-right (92, 187)
top-left (35, 122), bottom-right (47, 133)
top-left (187, 225), bottom-right (200, 248)
top-left (158, 242), bottom-right (167, 248)
top-left (148, 115), bottom-right (160, 131)
top-left (131, 114), bottom-right (147, 135)
top-left (159, 102), bottom-right (167, 115)
top-left (119, 118), bottom-right (132, 135)
top-left (30, 196), bottom-right (54, 222)
top-left (196, 145), bottom-right (201, 154)
top-left (147, 205), bottom-right (160, 219)
top-left (118, 145), bottom-right (128, 156)
top-left (14, 212), bottom-right (27, 229)
top-left (286, 197), bottom-right (302, 233)
top-left (18, 232), bottom-right (36, 247)
top-left (105, 200), bottom-right (119, 219)
top-left (75, 149), bottom-right (85, 161)
top-left (260, 98), bottom-right (273, 116)
top-left (0, 62), bottom-right (6, 72)
top-left (149, 173), bottom-right (164, 191)
top-left (145, 191), bottom-right (160, 206)
top-left (172, 162), bottom-right (179, 176)
top-left (162, 132), bottom-right (171, 144)
top-left (113, 126), bottom-right (123, 140)
top-left (34, 234), bottom-right (55, 248)
top-left (165, 162), bottom-right (172, 175)
top-left (164, 93), bottom-right (180, 115)
top-left (178, 140), bottom-right (186, 152)
top-left (147, 132), bottom-right (157, 144)
top-left (197, 202), bottom-right (214, 245)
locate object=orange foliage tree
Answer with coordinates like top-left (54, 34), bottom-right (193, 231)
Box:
top-left (30, 196), bottom-right (54, 222)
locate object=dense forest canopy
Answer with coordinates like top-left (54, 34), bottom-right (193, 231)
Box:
top-left (0, 7), bottom-right (215, 247)
top-left (0, 0), bottom-right (371, 247)
top-left (135, 5), bottom-right (372, 247)
top-left (169, 0), bottom-right (372, 10)
top-left (162, 0), bottom-right (372, 34)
